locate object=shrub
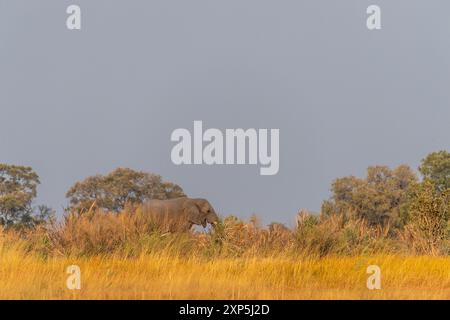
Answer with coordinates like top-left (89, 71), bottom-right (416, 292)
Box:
top-left (401, 181), bottom-right (450, 255)
top-left (322, 165), bottom-right (417, 227)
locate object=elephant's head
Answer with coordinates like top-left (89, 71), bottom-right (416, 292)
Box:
top-left (184, 198), bottom-right (219, 228)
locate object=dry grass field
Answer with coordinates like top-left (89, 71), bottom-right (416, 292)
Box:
top-left (2, 247), bottom-right (450, 299)
top-left (1, 208), bottom-right (450, 300)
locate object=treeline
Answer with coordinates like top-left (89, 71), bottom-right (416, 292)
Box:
top-left (319, 150), bottom-right (449, 254)
top-left (322, 151), bottom-right (449, 229)
top-left (0, 167), bottom-right (185, 228)
top-left (0, 151), bottom-right (449, 243)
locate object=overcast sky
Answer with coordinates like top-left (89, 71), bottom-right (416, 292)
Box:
top-left (1, 1), bottom-right (449, 225)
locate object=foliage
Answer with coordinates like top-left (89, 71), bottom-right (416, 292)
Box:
top-left (401, 181), bottom-right (450, 254)
top-left (0, 164), bottom-right (41, 227)
top-left (66, 167), bottom-right (186, 212)
top-left (419, 150), bottom-right (450, 192)
top-left (8, 206), bottom-right (401, 258)
top-left (322, 165), bottom-right (417, 226)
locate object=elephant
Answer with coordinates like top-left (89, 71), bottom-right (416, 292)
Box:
top-left (142, 197), bottom-right (219, 232)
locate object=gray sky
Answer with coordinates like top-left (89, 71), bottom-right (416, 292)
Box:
top-left (1, 1), bottom-right (449, 225)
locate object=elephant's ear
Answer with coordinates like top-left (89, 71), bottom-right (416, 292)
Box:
top-left (194, 199), bottom-right (210, 213)
top-left (183, 200), bottom-right (203, 225)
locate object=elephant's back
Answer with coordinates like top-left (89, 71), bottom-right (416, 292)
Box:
top-left (143, 199), bottom-right (166, 213)
top-left (143, 198), bottom-right (186, 215)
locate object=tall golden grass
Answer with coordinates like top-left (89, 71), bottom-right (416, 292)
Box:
top-left (1, 207), bottom-right (450, 299)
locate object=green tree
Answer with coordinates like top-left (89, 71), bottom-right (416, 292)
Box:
top-left (419, 150), bottom-right (450, 192)
top-left (322, 165), bottom-right (417, 226)
top-left (66, 167), bottom-right (186, 212)
top-left (403, 181), bottom-right (450, 254)
top-left (0, 164), bottom-right (40, 226)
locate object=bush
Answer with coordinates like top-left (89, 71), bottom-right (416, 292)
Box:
top-left (322, 165), bottom-right (417, 226)
top-left (401, 181), bottom-right (450, 255)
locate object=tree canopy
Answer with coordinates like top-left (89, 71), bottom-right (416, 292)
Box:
top-left (0, 164), bottom-right (41, 226)
top-left (322, 164), bottom-right (418, 226)
top-left (66, 167), bottom-right (186, 212)
top-left (419, 150), bottom-right (450, 192)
